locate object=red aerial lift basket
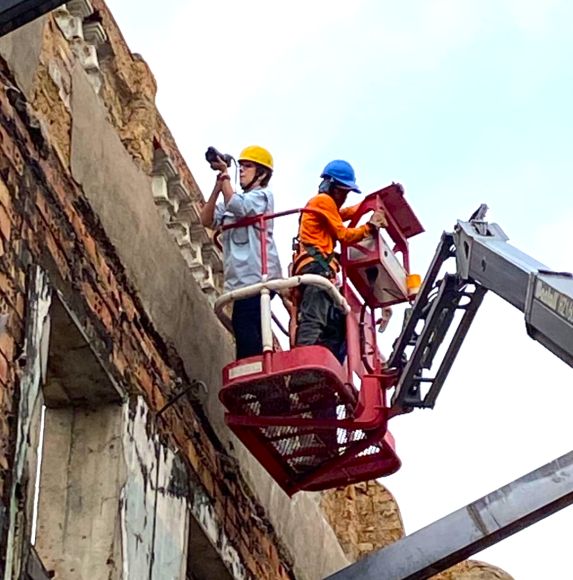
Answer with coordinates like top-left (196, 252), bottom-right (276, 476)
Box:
top-left (220, 346), bottom-right (400, 495)
top-left (215, 184), bottom-right (423, 495)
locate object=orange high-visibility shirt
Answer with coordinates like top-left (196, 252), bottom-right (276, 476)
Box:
top-left (293, 193), bottom-right (372, 274)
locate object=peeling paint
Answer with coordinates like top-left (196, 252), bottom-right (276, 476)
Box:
top-left (4, 267), bottom-right (51, 580)
top-left (120, 398), bottom-right (156, 580)
top-left (192, 491), bottom-right (219, 547)
top-left (120, 397), bottom-right (189, 580)
top-left (220, 533), bottom-right (248, 580)
top-left (151, 449), bottom-right (189, 580)
top-left (190, 483), bottom-right (249, 580)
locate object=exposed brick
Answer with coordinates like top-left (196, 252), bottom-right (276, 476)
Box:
top-left (119, 290), bottom-right (137, 322)
top-left (14, 293), bottom-right (24, 320)
top-left (0, 25), bottom-right (297, 580)
top-left (269, 544), bottom-right (280, 571)
top-left (226, 502), bottom-right (238, 527)
top-left (82, 231), bottom-right (99, 266)
top-left (200, 464), bottom-right (215, 497)
top-left (186, 439), bottom-right (201, 472)
top-left (239, 540), bottom-right (256, 574)
top-left (35, 192), bottom-right (50, 225)
top-left (44, 227), bottom-right (72, 281)
top-left (214, 487), bottom-right (226, 521)
top-left (112, 346), bottom-right (129, 376)
top-left (0, 353), bottom-right (9, 386)
top-left (152, 384), bottom-right (166, 411)
top-left (134, 365), bottom-right (154, 398)
top-left (0, 333), bottom-right (15, 361)
top-left (0, 272), bottom-right (17, 310)
top-left (81, 282), bottom-right (114, 332)
top-left (0, 180), bottom-right (10, 209)
top-left (4, 305), bottom-right (23, 344)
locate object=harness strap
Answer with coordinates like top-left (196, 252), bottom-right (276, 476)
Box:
top-left (302, 244), bottom-right (336, 274)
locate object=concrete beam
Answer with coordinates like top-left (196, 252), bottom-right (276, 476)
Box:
top-left (44, 296), bottom-right (124, 407)
top-left (0, 0), bottom-right (65, 38)
top-left (325, 450), bottom-right (573, 580)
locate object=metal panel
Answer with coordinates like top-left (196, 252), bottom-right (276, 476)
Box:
top-left (526, 272), bottom-right (573, 367)
top-left (324, 450), bottom-right (573, 580)
top-left (456, 219), bottom-right (573, 368)
top-left (455, 220), bottom-right (547, 311)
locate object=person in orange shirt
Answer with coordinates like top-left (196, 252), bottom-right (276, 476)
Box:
top-left (292, 160), bottom-right (387, 362)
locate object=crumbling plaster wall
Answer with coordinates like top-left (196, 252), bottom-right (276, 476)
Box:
top-left (36, 404), bottom-right (126, 579)
top-left (0, 16), bottom-right (46, 97)
top-left (0, 7), bottom-right (347, 580)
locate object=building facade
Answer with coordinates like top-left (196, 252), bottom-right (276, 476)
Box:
top-left (0, 3), bottom-right (515, 580)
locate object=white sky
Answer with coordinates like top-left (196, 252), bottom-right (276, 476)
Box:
top-left (104, 1), bottom-right (573, 578)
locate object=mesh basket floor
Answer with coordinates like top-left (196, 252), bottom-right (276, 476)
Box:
top-left (222, 369), bottom-right (392, 484)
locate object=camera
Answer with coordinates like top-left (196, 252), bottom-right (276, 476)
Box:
top-left (205, 146), bottom-right (233, 170)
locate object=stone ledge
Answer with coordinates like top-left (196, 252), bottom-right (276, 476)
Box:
top-left (153, 148), bottom-right (223, 299)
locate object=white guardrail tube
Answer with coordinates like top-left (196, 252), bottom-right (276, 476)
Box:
top-left (214, 275), bottom-right (350, 339)
top-left (260, 275), bottom-right (273, 352)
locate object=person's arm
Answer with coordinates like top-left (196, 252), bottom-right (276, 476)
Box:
top-left (200, 178), bottom-right (223, 228)
top-left (220, 174), bottom-right (234, 205)
top-left (339, 202), bottom-right (362, 222)
top-left (313, 196), bottom-right (373, 244)
top-left (209, 157), bottom-right (235, 205)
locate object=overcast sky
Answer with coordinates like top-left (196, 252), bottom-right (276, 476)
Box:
top-left (104, 1), bottom-right (573, 578)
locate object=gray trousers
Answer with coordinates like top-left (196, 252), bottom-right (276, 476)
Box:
top-left (295, 261), bottom-right (347, 364)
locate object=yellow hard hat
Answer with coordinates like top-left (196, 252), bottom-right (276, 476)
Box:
top-left (238, 145), bottom-right (274, 171)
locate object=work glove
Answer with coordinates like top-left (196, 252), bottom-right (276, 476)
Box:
top-left (377, 307), bottom-right (393, 334)
top-left (368, 209), bottom-right (388, 230)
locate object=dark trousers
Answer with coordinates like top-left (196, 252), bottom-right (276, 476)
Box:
top-left (232, 296), bottom-right (263, 360)
top-left (295, 262), bottom-right (347, 364)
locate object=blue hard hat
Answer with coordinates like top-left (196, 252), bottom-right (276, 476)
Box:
top-left (320, 160), bottom-right (361, 193)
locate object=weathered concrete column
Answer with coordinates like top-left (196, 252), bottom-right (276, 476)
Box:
top-left (35, 398), bottom-right (190, 580)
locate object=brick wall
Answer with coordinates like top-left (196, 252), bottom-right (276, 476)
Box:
top-left (321, 481), bottom-right (405, 562)
top-left (0, 11), bottom-right (295, 580)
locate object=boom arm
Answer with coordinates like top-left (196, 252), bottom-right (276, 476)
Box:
top-left (390, 205), bottom-right (573, 409)
top-left (323, 206), bottom-right (573, 580)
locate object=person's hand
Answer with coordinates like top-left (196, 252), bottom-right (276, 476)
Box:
top-left (216, 170), bottom-right (230, 184)
top-left (376, 307), bottom-right (393, 334)
top-left (368, 209), bottom-right (388, 229)
top-left (279, 289), bottom-right (296, 315)
top-left (212, 156), bottom-right (229, 174)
